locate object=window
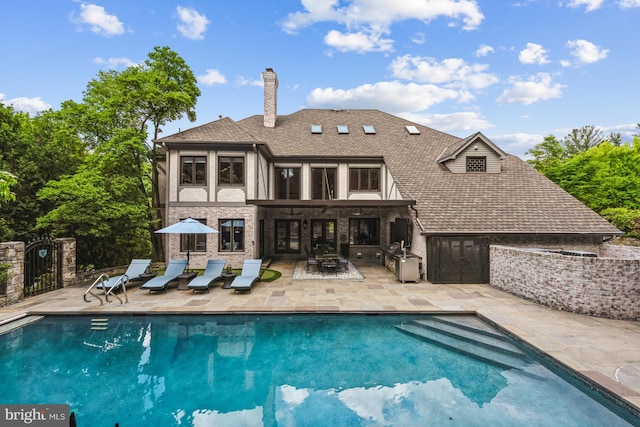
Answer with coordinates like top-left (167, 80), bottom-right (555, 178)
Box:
top-left (181, 156), bottom-right (206, 185)
top-left (311, 124), bottom-right (322, 134)
top-left (363, 125), bottom-right (376, 134)
top-left (466, 156), bottom-right (487, 172)
top-left (275, 167), bottom-right (301, 199)
top-left (275, 219), bottom-right (300, 254)
top-left (218, 157), bottom-right (244, 185)
top-left (180, 218), bottom-right (207, 253)
top-left (349, 167), bottom-right (380, 191)
top-left (219, 219), bottom-right (245, 252)
top-left (349, 218), bottom-right (380, 245)
top-left (337, 125), bottom-right (349, 134)
top-left (311, 167), bottom-right (336, 200)
top-left (405, 125), bottom-right (420, 135)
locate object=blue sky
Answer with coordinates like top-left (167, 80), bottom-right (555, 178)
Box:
top-left (1, 0), bottom-right (638, 158)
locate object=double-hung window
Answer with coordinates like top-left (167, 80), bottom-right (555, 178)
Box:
top-left (180, 218), bottom-right (207, 253)
top-left (218, 157), bottom-right (244, 185)
top-left (181, 156), bottom-right (206, 185)
top-left (219, 219), bottom-right (245, 252)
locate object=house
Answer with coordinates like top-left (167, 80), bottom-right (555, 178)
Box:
top-left (155, 68), bottom-right (620, 284)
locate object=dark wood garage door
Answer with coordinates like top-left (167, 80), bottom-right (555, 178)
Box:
top-left (428, 237), bottom-right (489, 284)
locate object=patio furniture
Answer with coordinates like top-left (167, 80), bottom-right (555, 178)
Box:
top-left (141, 259), bottom-right (188, 293)
top-left (229, 259), bottom-right (262, 292)
top-left (187, 259), bottom-right (226, 293)
top-left (305, 246), bottom-right (319, 272)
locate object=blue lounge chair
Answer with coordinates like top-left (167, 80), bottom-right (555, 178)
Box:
top-left (229, 259), bottom-right (262, 292)
top-left (187, 259), bottom-right (226, 293)
top-left (96, 259), bottom-right (151, 292)
top-left (141, 259), bottom-right (188, 293)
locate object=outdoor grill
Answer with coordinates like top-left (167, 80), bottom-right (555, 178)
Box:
top-left (381, 242), bottom-right (421, 283)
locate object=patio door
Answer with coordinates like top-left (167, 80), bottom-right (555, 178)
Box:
top-left (275, 219), bottom-right (301, 254)
top-left (311, 219), bottom-right (337, 253)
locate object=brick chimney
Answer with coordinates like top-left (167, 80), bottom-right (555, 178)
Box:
top-left (262, 68), bottom-right (278, 128)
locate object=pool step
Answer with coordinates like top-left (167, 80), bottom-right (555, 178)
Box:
top-left (395, 316), bottom-right (529, 370)
top-left (0, 315), bottom-right (44, 335)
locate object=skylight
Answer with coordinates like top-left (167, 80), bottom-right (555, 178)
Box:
top-left (405, 125), bottom-right (420, 135)
top-left (363, 125), bottom-right (376, 134)
top-left (311, 124), bottom-right (322, 134)
top-left (337, 125), bottom-right (349, 134)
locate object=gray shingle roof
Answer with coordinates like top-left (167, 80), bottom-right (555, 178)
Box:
top-left (160, 109), bottom-right (620, 235)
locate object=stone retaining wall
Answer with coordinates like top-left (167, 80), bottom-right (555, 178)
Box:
top-left (490, 244), bottom-right (640, 320)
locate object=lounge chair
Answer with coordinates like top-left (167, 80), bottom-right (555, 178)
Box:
top-left (141, 259), bottom-right (188, 293)
top-left (187, 259), bottom-right (226, 293)
top-left (96, 259), bottom-right (151, 292)
top-left (229, 259), bottom-right (262, 292)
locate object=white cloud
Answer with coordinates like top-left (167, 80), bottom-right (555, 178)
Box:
top-left (1, 95), bottom-right (51, 114)
top-left (94, 57), bottom-right (138, 69)
top-left (176, 6), bottom-right (210, 40)
top-left (70, 3), bottom-right (125, 37)
top-left (281, 0), bottom-right (484, 52)
top-left (619, 0), bottom-right (640, 7)
top-left (475, 44), bottom-right (494, 57)
top-left (491, 132), bottom-right (545, 158)
top-left (566, 0), bottom-right (604, 12)
top-left (566, 39), bottom-right (608, 64)
top-left (197, 69), bottom-right (227, 86)
top-left (235, 76), bottom-right (263, 87)
top-left (324, 29), bottom-right (393, 53)
top-left (307, 80), bottom-right (461, 113)
top-left (390, 55), bottom-right (499, 90)
top-left (411, 32), bottom-right (426, 45)
top-left (519, 43), bottom-right (550, 65)
top-left (401, 111), bottom-right (494, 132)
top-left (496, 73), bottom-right (565, 105)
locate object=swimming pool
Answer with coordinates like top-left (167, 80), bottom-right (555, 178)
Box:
top-left (0, 314), bottom-right (637, 426)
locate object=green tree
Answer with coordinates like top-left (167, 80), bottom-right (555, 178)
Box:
top-left (0, 103), bottom-right (86, 241)
top-left (80, 46), bottom-right (200, 260)
top-left (0, 171), bottom-right (17, 204)
top-left (38, 128), bottom-right (151, 267)
top-left (525, 135), bottom-right (567, 174)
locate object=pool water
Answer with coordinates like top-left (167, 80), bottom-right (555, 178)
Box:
top-left (0, 314), bottom-right (636, 426)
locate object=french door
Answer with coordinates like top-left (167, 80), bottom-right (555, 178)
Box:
top-left (275, 219), bottom-right (301, 254)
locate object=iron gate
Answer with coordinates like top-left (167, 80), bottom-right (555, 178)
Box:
top-left (24, 237), bottom-right (63, 297)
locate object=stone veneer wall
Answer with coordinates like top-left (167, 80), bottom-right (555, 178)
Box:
top-left (0, 241), bottom-right (25, 306)
top-left (490, 244), bottom-right (640, 320)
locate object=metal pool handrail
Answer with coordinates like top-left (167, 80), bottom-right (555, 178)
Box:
top-left (83, 273), bottom-right (129, 305)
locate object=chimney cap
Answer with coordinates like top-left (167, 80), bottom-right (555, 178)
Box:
top-left (265, 67), bottom-right (274, 72)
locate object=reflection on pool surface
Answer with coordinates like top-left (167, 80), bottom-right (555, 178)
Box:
top-left (0, 314), bottom-right (636, 426)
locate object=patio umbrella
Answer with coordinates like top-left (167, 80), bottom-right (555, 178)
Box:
top-left (155, 217), bottom-right (219, 270)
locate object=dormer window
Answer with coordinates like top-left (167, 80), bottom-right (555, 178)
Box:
top-left (466, 156), bottom-right (487, 173)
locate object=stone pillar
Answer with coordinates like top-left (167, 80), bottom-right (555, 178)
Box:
top-left (56, 238), bottom-right (76, 287)
top-left (262, 68), bottom-right (278, 128)
top-left (0, 241), bottom-right (25, 306)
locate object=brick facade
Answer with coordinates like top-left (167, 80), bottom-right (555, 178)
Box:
top-left (490, 244), bottom-right (640, 320)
